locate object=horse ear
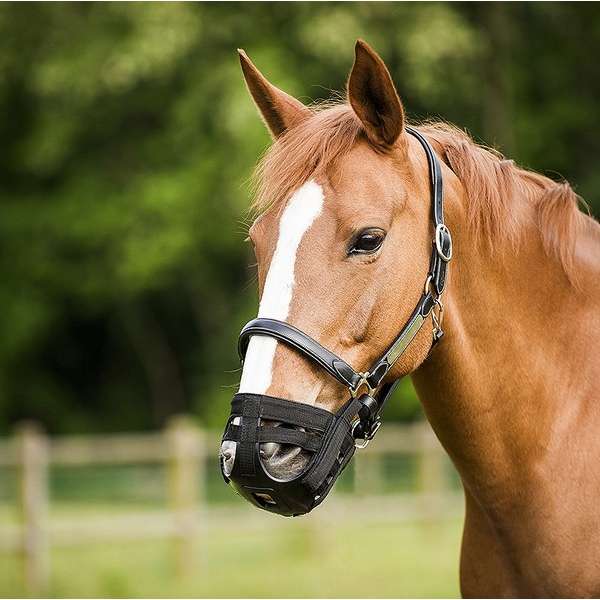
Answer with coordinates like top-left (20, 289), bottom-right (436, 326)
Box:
top-left (347, 40), bottom-right (405, 148)
top-left (238, 49), bottom-right (311, 139)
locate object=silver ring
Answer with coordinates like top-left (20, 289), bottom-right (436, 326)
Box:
top-left (423, 274), bottom-right (434, 295)
top-left (435, 224), bottom-right (453, 262)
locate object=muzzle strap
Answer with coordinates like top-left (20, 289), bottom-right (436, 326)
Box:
top-left (238, 398), bottom-right (260, 477)
top-left (224, 423), bottom-right (322, 453)
top-left (303, 397), bottom-right (360, 495)
top-left (227, 394), bottom-right (334, 471)
top-left (231, 393), bottom-right (333, 431)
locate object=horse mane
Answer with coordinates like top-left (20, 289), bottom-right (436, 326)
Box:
top-left (253, 102), bottom-right (586, 284)
top-left (417, 121), bottom-right (585, 284)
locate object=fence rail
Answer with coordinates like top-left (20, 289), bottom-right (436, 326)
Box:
top-left (0, 416), bottom-right (460, 595)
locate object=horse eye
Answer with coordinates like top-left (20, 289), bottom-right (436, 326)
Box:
top-left (349, 228), bottom-right (386, 256)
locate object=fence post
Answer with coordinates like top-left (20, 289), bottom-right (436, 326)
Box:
top-left (417, 423), bottom-right (445, 517)
top-left (167, 415), bottom-right (203, 577)
top-left (353, 451), bottom-right (385, 497)
top-left (16, 421), bottom-right (49, 596)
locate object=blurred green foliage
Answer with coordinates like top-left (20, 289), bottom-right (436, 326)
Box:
top-left (0, 3), bottom-right (598, 433)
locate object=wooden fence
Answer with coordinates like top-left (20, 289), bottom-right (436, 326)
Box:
top-left (0, 416), bottom-right (461, 595)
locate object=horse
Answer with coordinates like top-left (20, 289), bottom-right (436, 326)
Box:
top-left (220, 40), bottom-right (600, 597)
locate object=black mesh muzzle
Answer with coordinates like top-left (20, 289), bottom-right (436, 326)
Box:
top-left (220, 393), bottom-right (369, 516)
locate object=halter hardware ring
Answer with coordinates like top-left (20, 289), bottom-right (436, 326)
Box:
top-left (352, 419), bottom-right (381, 449)
top-left (433, 297), bottom-right (444, 324)
top-left (431, 297), bottom-right (445, 338)
top-left (435, 223), bottom-right (453, 262)
top-left (350, 371), bottom-right (375, 399)
top-left (424, 274), bottom-right (434, 296)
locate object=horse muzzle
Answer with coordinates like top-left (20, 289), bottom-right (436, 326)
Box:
top-left (219, 392), bottom-right (380, 516)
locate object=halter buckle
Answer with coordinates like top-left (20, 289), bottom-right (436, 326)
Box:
top-left (435, 223), bottom-right (453, 262)
top-left (352, 418), bottom-right (381, 449)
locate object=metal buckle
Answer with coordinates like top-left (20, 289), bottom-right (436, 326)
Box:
top-left (435, 224), bottom-right (453, 262)
top-left (353, 419), bottom-right (381, 449)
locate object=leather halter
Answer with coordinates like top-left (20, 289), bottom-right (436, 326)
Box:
top-left (238, 127), bottom-right (452, 439)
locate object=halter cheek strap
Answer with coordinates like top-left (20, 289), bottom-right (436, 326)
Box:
top-left (237, 127), bottom-right (452, 442)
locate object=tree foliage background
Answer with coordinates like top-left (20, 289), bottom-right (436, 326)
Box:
top-left (0, 2), bottom-right (598, 434)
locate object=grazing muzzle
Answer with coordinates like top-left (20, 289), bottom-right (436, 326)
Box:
top-left (221, 392), bottom-right (382, 516)
top-left (220, 127), bottom-right (452, 516)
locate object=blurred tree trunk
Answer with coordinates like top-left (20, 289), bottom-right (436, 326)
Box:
top-left (120, 304), bottom-right (186, 426)
top-left (480, 3), bottom-right (515, 155)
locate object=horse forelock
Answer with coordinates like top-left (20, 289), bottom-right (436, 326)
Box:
top-left (252, 103), bottom-right (362, 218)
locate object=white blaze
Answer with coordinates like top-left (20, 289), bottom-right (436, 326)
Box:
top-left (239, 180), bottom-right (325, 394)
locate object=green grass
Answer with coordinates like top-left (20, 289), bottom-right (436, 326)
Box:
top-left (0, 455), bottom-right (464, 598)
top-left (1, 513), bottom-right (462, 598)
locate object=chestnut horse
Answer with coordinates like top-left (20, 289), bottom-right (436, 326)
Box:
top-left (228, 40), bottom-right (600, 597)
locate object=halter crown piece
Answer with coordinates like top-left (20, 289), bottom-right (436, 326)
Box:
top-left (221, 127), bottom-right (453, 516)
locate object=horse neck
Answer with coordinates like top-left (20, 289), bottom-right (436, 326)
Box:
top-left (411, 176), bottom-right (600, 512)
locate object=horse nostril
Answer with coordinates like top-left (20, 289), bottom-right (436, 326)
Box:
top-left (221, 419), bottom-right (312, 481)
top-left (220, 441), bottom-right (236, 477)
top-left (259, 442), bottom-right (279, 460)
top-left (259, 442), bottom-right (311, 480)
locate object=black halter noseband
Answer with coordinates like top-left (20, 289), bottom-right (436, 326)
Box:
top-left (221, 127), bottom-right (453, 516)
top-left (238, 127), bottom-right (452, 433)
